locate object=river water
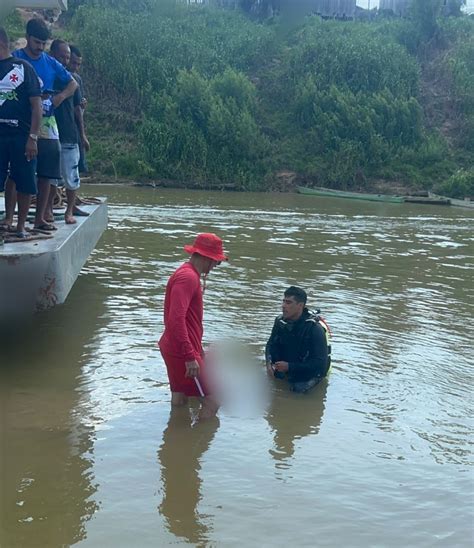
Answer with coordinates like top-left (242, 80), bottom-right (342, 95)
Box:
top-left (1, 185), bottom-right (473, 547)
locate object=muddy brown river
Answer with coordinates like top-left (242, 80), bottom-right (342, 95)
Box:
top-left (1, 185), bottom-right (473, 547)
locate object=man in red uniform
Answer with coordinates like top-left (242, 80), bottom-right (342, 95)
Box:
top-left (159, 233), bottom-right (228, 419)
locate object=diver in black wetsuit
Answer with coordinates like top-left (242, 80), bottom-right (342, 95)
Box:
top-left (265, 286), bottom-right (331, 393)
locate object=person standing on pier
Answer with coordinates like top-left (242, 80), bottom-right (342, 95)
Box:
top-left (0, 26), bottom-right (42, 238)
top-left (50, 39), bottom-right (89, 224)
top-left (13, 18), bottom-right (78, 231)
top-left (68, 45), bottom-right (90, 177)
top-left (158, 233), bottom-right (228, 420)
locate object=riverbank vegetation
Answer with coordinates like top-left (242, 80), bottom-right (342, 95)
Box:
top-left (6, 1), bottom-right (474, 195)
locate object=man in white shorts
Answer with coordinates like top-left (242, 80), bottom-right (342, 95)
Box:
top-left (50, 39), bottom-right (89, 224)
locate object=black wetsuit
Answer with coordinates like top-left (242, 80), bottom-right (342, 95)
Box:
top-left (265, 309), bottom-right (330, 385)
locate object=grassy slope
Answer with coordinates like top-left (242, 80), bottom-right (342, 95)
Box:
top-left (3, 7), bottom-right (473, 195)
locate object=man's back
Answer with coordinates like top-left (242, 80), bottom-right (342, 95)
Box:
top-left (0, 57), bottom-right (40, 135)
top-left (159, 262), bottom-right (204, 360)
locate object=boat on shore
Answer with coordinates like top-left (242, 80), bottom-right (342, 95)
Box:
top-left (297, 186), bottom-right (405, 203)
top-left (297, 186), bottom-right (474, 208)
top-left (0, 198), bottom-right (107, 319)
top-left (428, 192), bottom-right (474, 209)
top-left (404, 196), bottom-right (451, 205)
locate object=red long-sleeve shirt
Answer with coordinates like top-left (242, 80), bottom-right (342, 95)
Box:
top-left (159, 262), bottom-right (203, 361)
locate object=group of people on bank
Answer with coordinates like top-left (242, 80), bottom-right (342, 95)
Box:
top-left (158, 232), bottom-right (332, 419)
top-left (0, 18), bottom-right (89, 239)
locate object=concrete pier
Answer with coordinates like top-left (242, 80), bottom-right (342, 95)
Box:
top-left (0, 199), bottom-right (107, 318)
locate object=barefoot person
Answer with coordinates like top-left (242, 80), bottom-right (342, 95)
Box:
top-left (158, 233), bottom-right (228, 419)
top-left (0, 26), bottom-right (42, 238)
top-left (68, 45), bottom-right (90, 218)
top-left (50, 39), bottom-right (89, 224)
top-left (13, 18), bottom-right (78, 231)
top-left (68, 45), bottom-right (90, 179)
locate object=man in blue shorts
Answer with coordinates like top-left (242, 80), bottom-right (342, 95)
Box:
top-left (0, 27), bottom-right (42, 238)
top-left (13, 18), bottom-right (78, 231)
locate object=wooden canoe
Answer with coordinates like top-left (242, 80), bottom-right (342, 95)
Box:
top-left (297, 186), bottom-right (405, 203)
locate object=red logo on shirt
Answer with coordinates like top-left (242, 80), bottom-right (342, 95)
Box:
top-left (9, 73), bottom-right (19, 83)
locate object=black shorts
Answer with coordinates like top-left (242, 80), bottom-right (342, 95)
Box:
top-left (37, 138), bottom-right (61, 181)
top-left (0, 132), bottom-right (37, 195)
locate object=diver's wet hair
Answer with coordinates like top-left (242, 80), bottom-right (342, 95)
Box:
top-left (284, 286), bottom-right (307, 304)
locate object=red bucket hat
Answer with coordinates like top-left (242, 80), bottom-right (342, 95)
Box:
top-left (184, 233), bottom-right (228, 262)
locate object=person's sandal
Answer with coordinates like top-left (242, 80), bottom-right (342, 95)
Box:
top-left (34, 223), bottom-right (57, 232)
top-left (15, 231), bottom-right (32, 240)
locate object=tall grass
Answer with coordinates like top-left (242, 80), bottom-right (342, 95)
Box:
top-left (67, 3), bottom-right (473, 193)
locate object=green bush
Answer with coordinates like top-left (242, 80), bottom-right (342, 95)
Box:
top-left (284, 19), bottom-right (420, 98)
top-left (442, 18), bottom-right (474, 150)
top-left (141, 69), bottom-right (269, 189)
top-left (2, 9), bottom-right (24, 40)
top-left (434, 169), bottom-right (474, 199)
top-left (73, 4), bottom-right (275, 102)
top-left (69, 4), bottom-right (473, 190)
top-left (409, 0), bottom-right (443, 41)
top-left (259, 17), bottom-right (424, 187)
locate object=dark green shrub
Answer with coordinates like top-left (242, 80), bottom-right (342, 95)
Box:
top-left (69, 4), bottom-right (472, 189)
top-left (2, 9), bottom-right (24, 40)
top-left (442, 19), bottom-right (474, 150)
top-left (141, 69), bottom-right (269, 189)
top-left (434, 169), bottom-right (474, 198)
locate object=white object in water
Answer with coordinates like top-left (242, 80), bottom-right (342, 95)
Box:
top-left (194, 378), bottom-right (205, 398)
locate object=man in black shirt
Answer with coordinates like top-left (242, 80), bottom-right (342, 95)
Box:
top-left (50, 39), bottom-right (89, 224)
top-left (68, 45), bottom-right (90, 175)
top-left (266, 286), bottom-right (331, 393)
top-left (0, 27), bottom-right (42, 237)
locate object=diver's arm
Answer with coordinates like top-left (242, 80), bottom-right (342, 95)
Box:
top-left (265, 318), bottom-right (280, 364)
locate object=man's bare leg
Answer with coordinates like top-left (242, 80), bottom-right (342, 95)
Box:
top-left (73, 193), bottom-right (90, 217)
top-left (34, 178), bottom-right (54, 228)
top-left (45, 185), bottom-right (57, 223)
top-left (16, 192), bottom-right (32, 234)
top-left (2, 178), bottom-right (17, 228)
top-left (65, 188), bottom-right (77, 224)
top-left (198, 396), bottom-right (219, 420)
top-left (171, 392), bottom-right (188, 406)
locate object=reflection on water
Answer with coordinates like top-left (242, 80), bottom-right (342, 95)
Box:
top-left (1, 186), bottom-right (473, 547)
top-left (267, 380), bottom-right (327, 467)
top-left (158, 407), bottom-right (219, 546)
top-left (0, 276), bottom-right (107, 546)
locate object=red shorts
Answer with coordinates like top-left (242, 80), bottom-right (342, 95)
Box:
top-left (160, 350), bottom-right (210, 397)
